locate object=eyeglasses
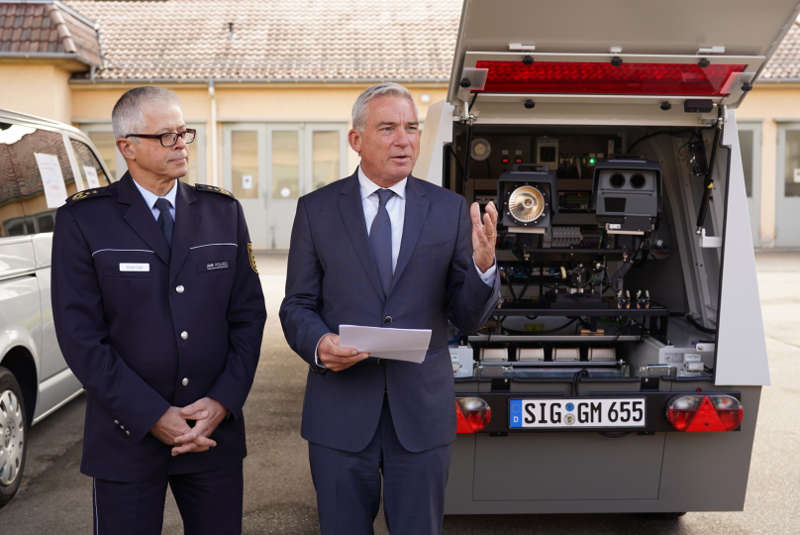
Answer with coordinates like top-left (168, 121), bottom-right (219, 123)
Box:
top-left (124, 128), bottom-right (196, 147)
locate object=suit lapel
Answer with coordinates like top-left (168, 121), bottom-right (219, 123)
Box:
top-left (338, 173), bottom-right (386, 300)
top-left (391, 176), bottom-right (429, 293)
top-left (169, 181), bottom-right (199, 281)
top-left (117, 173), bottom-right (170, 265)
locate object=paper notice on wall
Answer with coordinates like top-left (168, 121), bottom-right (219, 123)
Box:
top-left (34, 152), bottom-right (68, 208)
top-left (83, 165), bottom-right (100, 188)
top-left (794, 168), bottom-right (800, 183)
top-left (242, 175), bottom-right (253, 190)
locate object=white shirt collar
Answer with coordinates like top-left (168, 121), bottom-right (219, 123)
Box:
top-left (131, 177), bottom-right (178, 209)
top-left (357, 166), bottom-right (406, 201)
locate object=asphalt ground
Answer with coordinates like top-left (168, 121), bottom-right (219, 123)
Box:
top-left (1, 251), bottom-right (798, 534)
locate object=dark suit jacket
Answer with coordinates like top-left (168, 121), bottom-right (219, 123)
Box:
top-left (51, 173), bottom-right (266, 481)
top-left (279, 172), bottom-right (499, 453)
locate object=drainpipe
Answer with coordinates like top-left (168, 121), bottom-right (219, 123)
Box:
top-left (208, 79), bottom-right (219, 186)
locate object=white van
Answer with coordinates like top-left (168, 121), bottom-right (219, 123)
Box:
top-left (415, 0), bottom-right (798, 516)
top-left (0, 109), bottom-right (113, 507)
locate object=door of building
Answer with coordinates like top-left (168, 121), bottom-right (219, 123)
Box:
top-left (223, 124), bottom-right (267, 249)
top-left (224, 123), bottom-right (348, 250)
top-left (738, 123), bottom-right (761, 246)
top-left (776, 123), bottom-right (800, 247)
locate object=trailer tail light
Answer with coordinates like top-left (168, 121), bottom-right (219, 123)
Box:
top-left (456, 397), bottom-right (492, 433)
top-left (667, 394), bottom-right (743, 432)
top-left (474, 60), bottom-right (746, 97)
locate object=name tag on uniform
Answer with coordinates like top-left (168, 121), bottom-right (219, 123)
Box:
top-left (119, 262), bottom-right (150, 272)
top-left (206, 261), bottom-right (229, 271)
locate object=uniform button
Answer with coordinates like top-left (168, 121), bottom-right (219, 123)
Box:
top-left (175, 284), bottom-right (185, 294)
top-left (383, 315), bottom-right (392, 325)
top-left (113, 419), bottom-right (119, 425)
top-left (120, 425), bottom-right (126, 430)
top-left (180, 330), bottom-right (189, 340)
top-left (181, 377), bottom-right (189, 387)
top-left (125, 430), bottom-right (130, 436)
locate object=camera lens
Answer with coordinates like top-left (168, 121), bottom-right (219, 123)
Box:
top-left (631, 173), bottom-right (646, 189)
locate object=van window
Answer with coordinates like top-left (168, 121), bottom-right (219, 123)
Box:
top-left (0, 122), bottom-right (77, 237)
top-left (70, 139), bottom-right (111, 188)
top-left (85, 130), bottom-right (117, 179)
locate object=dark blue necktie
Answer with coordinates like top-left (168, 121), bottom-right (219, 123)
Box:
top-left (154, 197), bottom-right (174, 246)
top-left (369, 189), bottom-right (394, 296)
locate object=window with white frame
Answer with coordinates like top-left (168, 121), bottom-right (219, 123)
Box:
top-left (737, 123), bottom-right (761, 199)
top-left (737, 121), bottom-right (762, 245)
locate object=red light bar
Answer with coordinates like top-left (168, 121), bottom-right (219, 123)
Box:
top-left (475, 60), bottom-right (746, 96)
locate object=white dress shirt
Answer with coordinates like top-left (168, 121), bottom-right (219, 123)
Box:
top-left (357, 167), bottom-right (406, 272)
top-left (131, 177), bottom-right (178, 221)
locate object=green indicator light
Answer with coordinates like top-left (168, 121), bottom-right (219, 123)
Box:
top-left (588, 157), bottom-right (597, 165)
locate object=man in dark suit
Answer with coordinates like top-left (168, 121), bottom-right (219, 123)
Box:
top-left (51, 86), bottom-right (266, 535)
top-left (280, 82), bottom-right (499, 534)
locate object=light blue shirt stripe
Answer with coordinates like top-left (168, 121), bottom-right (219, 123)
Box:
top-left (131, 177), bottom-right (178, 221)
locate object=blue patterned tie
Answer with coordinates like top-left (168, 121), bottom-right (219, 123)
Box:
top-left (154, 197), bottom-right (174, 246)
top-left (369, 189), bottom-right (394, 296)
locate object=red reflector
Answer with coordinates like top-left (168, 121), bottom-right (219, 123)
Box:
top-left (667, 394), bottom-right (743, 432)
top-left (456, 397), bottom-right (492, 434)
top-left (475, 60), bottom-right (746, 96)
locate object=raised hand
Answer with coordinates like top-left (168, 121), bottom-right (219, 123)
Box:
top-left (470, 201), bottom-right (498, 272)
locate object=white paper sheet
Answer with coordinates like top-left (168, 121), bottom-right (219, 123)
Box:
top-left (34, 152), bottom-right (68, 208)
top-left (338, 324), bottom-right (432, 364)
top-left (83, 165), bottom-right (100, 188)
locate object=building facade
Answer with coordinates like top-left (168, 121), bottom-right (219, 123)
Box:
top-left (2, 0), bottom-right (799, 249)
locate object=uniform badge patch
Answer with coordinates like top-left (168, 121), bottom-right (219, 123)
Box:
top-left (248, 242), bottom-right (258, 273)
top-left (119, 262), bottom-right (150, 272)
top-left (67, 187), bottom-right (109, 204)
top-left (206, 261), bottom-right (230, 271)
top-left (195, 183), bottom-right (234, 198)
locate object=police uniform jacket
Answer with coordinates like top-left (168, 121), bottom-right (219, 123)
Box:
top-left (51, 172), bottom-right (266, 482)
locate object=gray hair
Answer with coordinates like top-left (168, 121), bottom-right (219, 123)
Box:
top-left (112, 86), bottom-right (179, 139)
top-left (351, 82), bottom-right (418, 131)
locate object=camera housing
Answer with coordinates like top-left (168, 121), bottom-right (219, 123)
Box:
top-left (592, 158), bottom-right (662, 233)
top-left (497, 164), bottom-right (558, 233)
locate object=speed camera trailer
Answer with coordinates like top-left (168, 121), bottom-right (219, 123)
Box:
top-left (414, 0), bottom-right (799, 516)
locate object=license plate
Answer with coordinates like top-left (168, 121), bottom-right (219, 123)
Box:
top-left (509, 398), bottom-right (646, 429)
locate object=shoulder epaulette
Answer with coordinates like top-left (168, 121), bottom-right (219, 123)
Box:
top-left (195, 183), bottom-right (235, 199)
top-left (66, 187), bottom-right (110, 204)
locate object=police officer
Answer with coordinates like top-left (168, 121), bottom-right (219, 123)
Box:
top-left (51, 86), bottom-right (266, 535)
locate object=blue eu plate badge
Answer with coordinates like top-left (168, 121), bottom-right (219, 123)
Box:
top-left (509, 399), bottom-right (523, 428)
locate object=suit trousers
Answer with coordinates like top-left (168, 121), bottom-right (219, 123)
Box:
top-left (92, 463), bottom-right (243, 535)
top-left (308, 397), bottom-right (452, 535)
